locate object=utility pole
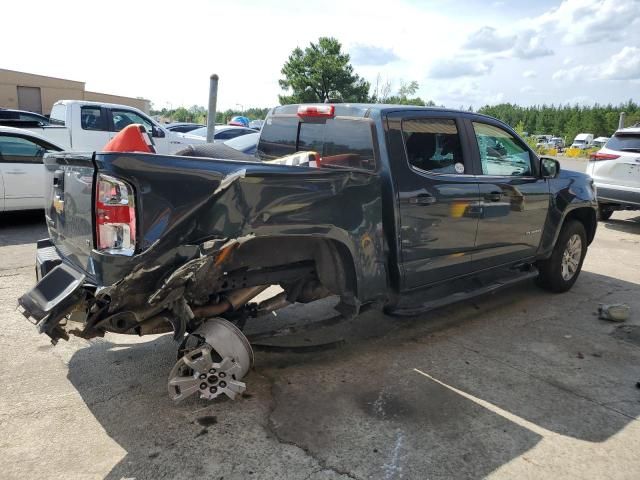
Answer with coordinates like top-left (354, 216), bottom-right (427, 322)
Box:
top-left (207, 74), bottom-right (219, 143)
top-left (619, 112), bottom-right (626, 130)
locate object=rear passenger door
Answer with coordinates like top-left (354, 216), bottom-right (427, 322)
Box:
top-left (468, 120), bottom-right (550, 269)
top-left (386, 112), bottom-right (481, 290)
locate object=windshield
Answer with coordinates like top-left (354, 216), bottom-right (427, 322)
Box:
top-left (49, 104), bottom-right (66, 126)
top-left (573, 139), bottom-right (585, 144)
top-left (606, 133), bottom-right (640, 152)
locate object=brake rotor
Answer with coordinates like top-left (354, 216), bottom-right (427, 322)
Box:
top-left (167, 318), bottom-right (253, 402)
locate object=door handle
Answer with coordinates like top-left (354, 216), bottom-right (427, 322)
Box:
top-left (6, 170), bottom-right (26, 175)
top-left (408, 194), bottom-right (436, 205)
top-left (484, 191), bottom-right (503, 202)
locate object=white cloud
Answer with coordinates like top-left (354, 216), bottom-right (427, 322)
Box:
top-left (520, 85), bottom-right (535, 93)
top-left (523, 70), bottom-right (537, 79)
top-left (536, 0), bottom-right (640, 45)
top-left (432, 80), bottom-right (504, 108)
top-left (553, 45), bottom-right (640, 83)
top-left (350, 45), bottom-right (399, 66)
top-left (427, 58), bottom-right (493, 79)
top-left (601, 46), bottom-right (640, 80)
top-left (512, 30), bottom-right (553, 59)
top-left (551, 65), bottom-right (593, 83)
top-left (463, 26), bottom-right (515, 53)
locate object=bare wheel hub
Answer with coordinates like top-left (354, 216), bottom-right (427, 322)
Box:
top-left (168, 318), bottom-right (253, 402)
top-left (561, 233), bottom-right (582, 281)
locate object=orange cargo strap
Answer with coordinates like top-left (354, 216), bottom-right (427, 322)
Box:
top-left (103, 124), bottom-right (156, 153)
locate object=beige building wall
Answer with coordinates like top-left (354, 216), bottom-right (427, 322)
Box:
top-left (0, 68), bottom-right (150, 114)
top-left (84, 91), bottom-right (150, 113)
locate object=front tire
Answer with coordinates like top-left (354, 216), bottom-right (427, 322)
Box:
top-left (536, 220), bottom-right (587, 293)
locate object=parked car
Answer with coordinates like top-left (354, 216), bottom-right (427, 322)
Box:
top-left (249, 119), bottom-right (264, 130)
top-left (19, 103), bottom-right (597, 403)
top-left (0, 126), bottom-right (63, 211)
top-left (550, 137), bottom-right (565, 149)
top-left (592, 136), bottom-right (609, 148)
top-left (185, 125), bottom-right (256, 142)
top-left (224, 131), bottom-right (259, 155)
top-left (588, 127), bottom-right (640, 220)
top-left (228, 115), bottom-right (250, 127)
top-left (24, 100), bottom-right (205, 154)
top-left (571, 133), bottom-right (594, 149)
top-left (165, 122), bottom-right (205, 133)
top-left (0, 108), bottom-right (51, 127)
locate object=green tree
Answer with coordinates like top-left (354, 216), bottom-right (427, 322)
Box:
top-left (279, 37), bottom-right (370, 104)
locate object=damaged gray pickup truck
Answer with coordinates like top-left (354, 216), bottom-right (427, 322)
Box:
top-left (19, 104), bottom-right (598, 402)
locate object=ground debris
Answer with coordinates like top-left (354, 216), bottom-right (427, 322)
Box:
top-left (598, 303), bottom-right (631, 322)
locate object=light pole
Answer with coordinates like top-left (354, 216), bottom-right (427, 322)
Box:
top-left (235, 103), bottom-right (244, 115)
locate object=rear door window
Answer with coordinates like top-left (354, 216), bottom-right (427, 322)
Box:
top-left (606, 133), bottom-right (640, 152)
top-left (81, 106), bottom-right (106, 131)
top-left (402, 118), bottom-right (466, 174)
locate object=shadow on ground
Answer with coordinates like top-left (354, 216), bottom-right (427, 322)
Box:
top-left (0, 210), bottom-right (47, 247)
top-left (603, 215), bottom-right (640, 235)
top-left (66, 270), bottom-right (640, 479)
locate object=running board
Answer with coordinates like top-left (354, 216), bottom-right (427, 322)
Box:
top-left (388, 268), bottom-right (539, 317)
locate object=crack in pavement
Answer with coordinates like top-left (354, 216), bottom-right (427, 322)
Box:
top-left (256, 369), bottom-right (361, 480)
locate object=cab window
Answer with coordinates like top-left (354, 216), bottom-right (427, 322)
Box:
top-left (402, 118), bottom-right (466, 174)
top-left (111, 109), bottom-right (153, 133)
top-left (472, 122), bottom-right (533, 176)
top-left (81, 106), bottom-right (106, 131)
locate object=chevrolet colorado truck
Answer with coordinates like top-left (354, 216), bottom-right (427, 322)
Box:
top-left (18, 104), bottom-right (598, 402)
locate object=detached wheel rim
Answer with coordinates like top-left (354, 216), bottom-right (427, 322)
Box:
top-left (561, 234), bottom-right (582, 281)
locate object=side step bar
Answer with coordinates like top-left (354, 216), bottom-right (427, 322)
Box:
top-left (388, 268), bottom-right (539, 317)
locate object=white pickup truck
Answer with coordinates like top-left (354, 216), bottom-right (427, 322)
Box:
top-left (26, 100), bottom-right (205, 154)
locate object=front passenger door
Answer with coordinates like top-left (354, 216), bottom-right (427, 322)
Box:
top-left (470, 121), bottom-right (550, 270)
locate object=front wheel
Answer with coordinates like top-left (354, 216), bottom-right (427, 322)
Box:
top-left (536, 220), bottom-right (587, 293)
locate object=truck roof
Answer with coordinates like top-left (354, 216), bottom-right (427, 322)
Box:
top-left (615, 127), bottom-right (640, 135)
top-left (271, 103), bottom-right (496, 120)
top-left (53, 99), bottom-right (146, 111)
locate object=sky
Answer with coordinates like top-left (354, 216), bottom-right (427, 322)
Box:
top-left (3, 0), bottom-right (639, 111)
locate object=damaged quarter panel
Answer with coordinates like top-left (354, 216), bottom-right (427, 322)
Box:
top-left (92, 152), bottom-right (387, 309)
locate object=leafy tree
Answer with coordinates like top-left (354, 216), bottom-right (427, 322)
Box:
top-left (279, 37), bottom-right (370, 104)
top-left (478, 101), bottom-right (639, 141)
top-left (370, 78), bottom-right (434, 106)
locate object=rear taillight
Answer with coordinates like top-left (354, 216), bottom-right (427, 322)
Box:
top-left (590, 152), bottom-right (620, 161)
top-left (95, 174), bottom-right (136, 255)
top-left (297, 104), bottom-right (335, 118)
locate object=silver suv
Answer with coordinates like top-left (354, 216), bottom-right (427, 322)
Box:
top-left (587, 126), bottom-right (640, 220)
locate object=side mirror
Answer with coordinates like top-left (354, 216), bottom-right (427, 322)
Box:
top-left (151, 125), bottom-right (165, 138)
top-left (541, 157), bottom-right (560, 178)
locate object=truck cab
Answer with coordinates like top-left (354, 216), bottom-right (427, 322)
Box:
top-left (40, 100), bottom-right (204, 153)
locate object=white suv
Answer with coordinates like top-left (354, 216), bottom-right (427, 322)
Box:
top-left (587, 126), bottom-right (640, 220)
